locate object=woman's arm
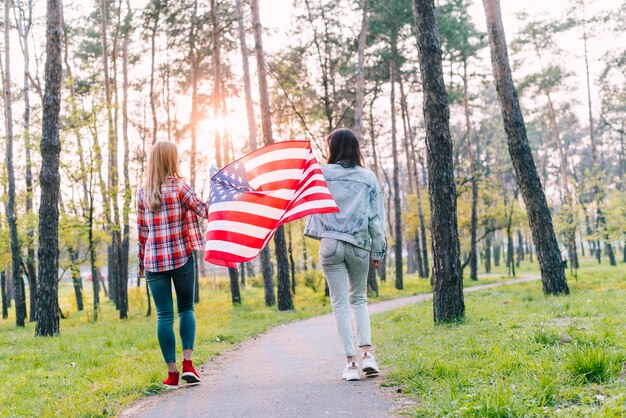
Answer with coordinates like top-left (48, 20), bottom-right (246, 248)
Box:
top-left (137, 192), bottom-right (149, 278)
top-left (179, 180), bottom-right (210, 219)
top-left (368, 179), bottom-right (387, 261)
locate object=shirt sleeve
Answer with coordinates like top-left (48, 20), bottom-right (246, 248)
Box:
top-left (368, 177), bottom-right (386, 261)
top-left (137, 191), bottom-right (148, 278)
top-left (179, 180), bottom-right (210, 219)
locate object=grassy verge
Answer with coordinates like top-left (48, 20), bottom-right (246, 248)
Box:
top-left (373, 260), bottom-right (626, 417)
top-left (0, 259), bottom-right (523, 417)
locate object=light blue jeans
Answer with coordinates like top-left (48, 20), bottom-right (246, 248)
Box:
top-left (320, 238), bottom-right (372, 357)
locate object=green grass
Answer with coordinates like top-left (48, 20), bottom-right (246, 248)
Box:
top-left (1, 261), bottom-right (515, 418)
top-left (372, 259), bottom-right (626, 417)
top-left (0, 277), bottom-right (332, 417)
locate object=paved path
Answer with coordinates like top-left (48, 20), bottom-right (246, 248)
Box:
top-left (123, 276), bottom-right (539, 418)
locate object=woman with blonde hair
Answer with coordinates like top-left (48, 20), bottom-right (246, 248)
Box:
top-left (137, 141), bottom-right (209, 388)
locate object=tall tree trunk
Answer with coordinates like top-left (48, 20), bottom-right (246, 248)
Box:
top-left (149, 0), bottom-right (160, 145)
top-left (288, 224), bottom-right (296, 295)
top-left (16, 0), bottom-right (37, 321)
top-left (119, 0), bottom-right (132, 319)
top-left (354, 0), bottom-right (368, 140)
top-left (211, 0), bottom-right (222, 168)
top-left (485, 230), bottom-right (492, 273)
top-left (482, 0), bottom-right (569, 294)
top-left (412, 0), bottom-right (464, 322)
top-left (463, 61), bottom-right (479, 281)
top-left (4, 0), bottom-right (27, 327)
top-left (68, 248), bottom-right (84, 311)
top-left (251, 0), bottom-right (290, 309)
top-left (35, 0), bottom-right (63, 335)
top-left (417, 158), bottom-right (429, 278)
top-left (390, 43), bottom-right (403, 290)
top-left (189, 0), bottom-right (201, 303)
top-left (100, 0), bottom-right (121, 309)
top-left (235, 0), bottom-right (257, 151)
top-left (1, 270), bottom-right (7, 319)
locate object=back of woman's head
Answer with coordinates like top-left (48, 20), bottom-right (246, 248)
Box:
top-left (326, 128), bottom-right (363, 167)
top-left (143, 141), bottom-right (182, 211)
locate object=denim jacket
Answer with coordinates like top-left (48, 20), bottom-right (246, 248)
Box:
top-left (304, 162), bottom-right (386, 260)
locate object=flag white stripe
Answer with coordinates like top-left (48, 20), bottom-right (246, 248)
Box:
top-left (205, 220), bottom-right (270, 239)
top-left (244, 147), bottom-right (310, 172)
top-left (209, 201), bottom-right (284, 220)
top-left (292, 173), bottom-right (326, 198)
top-left (248, 169), bottom-right (303, 189)
top-left (282, 199), bottom-right (338, 220)
top-left (291, 186), bottom-right (334, 203)
top-left (205, 240), bottom-right (260, 258)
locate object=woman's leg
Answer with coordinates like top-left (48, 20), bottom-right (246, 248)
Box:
top-left (146, 271), bottom-right (177, 372)
top-left (345, 244), bottom-right (372, 352)
top-left (320, 239), bottom-right (356, 360)
top-left (172, 255), bottom-right (196, 360)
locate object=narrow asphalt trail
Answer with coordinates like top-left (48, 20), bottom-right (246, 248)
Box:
top-left (123, 276), bottom-right (539, 418)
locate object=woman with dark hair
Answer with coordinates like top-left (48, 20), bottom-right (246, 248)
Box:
top-left (304, 128), bottom-right (386, 381)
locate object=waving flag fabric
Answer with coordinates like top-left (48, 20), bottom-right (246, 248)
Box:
top-left (204, 141), bottom-right (338, 268)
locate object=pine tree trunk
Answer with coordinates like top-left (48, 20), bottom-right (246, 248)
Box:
top-left (68, 248), bottom-right (84, 311)
top-left (367, 263), bottom-right (378, 296)
top-left (251, 0), bottom-right (290, 308)
top-left (119, 0), bottom-right (132, 320)
top-left (149, 0), bottom-right (159, 145)
top-left (88, 191), bottom-right (100, 322)
top-left (288, 224), bottom-right (296, 294)
top-left (2, 269), bottom-right (8, 319)
top-left (418, 161), bottom-right (429, 278)
top-left (485, 230), bottom-right (492, 273)
top-left (228, 268), bottom-right (242, 305)
top-left (35, 0), bottom-right (63, 335)
top-left (482, 0), bottom-right (568, 295)
top-left (260, 246), bottom-right (275, 306)
top-left (239, 263), bottom-right (246, 286)
top-left (4, 0), bottom-right (27, 327)
top-left (15, 0), bottom-right (37, 321)
top-left (412, 0), bottom-right (464, 322)
top-left (463, 62), bottom-right (479, 281)
top-left (354, 0), bottom-right (368, 140)
top-left (389, 46), bottom-right (403, 290)
top-left (235, 0), bottom-right (257, 152)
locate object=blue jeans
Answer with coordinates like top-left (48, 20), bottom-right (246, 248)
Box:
top-left (146, 255), bottom-right (196, 364)
top-left (320, 238), bottom-right (372, 357)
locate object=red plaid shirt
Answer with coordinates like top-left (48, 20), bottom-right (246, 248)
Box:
top-left (137, 177), bottom-right (209, 276)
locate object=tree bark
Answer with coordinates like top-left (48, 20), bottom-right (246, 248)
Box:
top-left (482, 0), bottom-right (568, 294)
top-left (1, 270), bottom-right (7, 319)
top-left (148, 0), bottom-right (160, 145)
top-left (119, 0), bottom-right (132, 319)
top-left (68, 247), bottom-right (84, 311)
top-left (354, 0), bottom-right (368, 140)
top-left (463, 61), bottom-right (478, 281)
top-left (15, 0), bottom-right (37, 320)
top-left (100, 0), bottom-right (122, 309)
top-left (4, 0), bottom-right (27, 327)
top-left (35, 0), bottom-right (63, 335)
top-left (412, 0), bottom-right (464, 322)
top-left (235, 0), bottom-right (257, 152)
top-left (390, 43), bottom-right (403, 290)
top-left (251, 0), bottom-right (291, 309)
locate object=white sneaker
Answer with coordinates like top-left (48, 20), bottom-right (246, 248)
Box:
top-left (360, 353), bottom-right (380, 376)
top-left (342, 362), bottom-right (360, 381)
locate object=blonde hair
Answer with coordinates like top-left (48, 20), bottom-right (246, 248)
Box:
top-left (143, 141), bottom-right (183, 211)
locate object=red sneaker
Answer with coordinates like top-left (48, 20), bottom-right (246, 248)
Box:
top-left (163, 371), bottom-right (179, 389)
top-left (181, 359), bottom-right (201, 384)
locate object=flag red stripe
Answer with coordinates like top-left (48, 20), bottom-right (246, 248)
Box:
top-left (246, 158), bottom-right (306, 181)
top-left (206, 230), bottom-right (267, 249)
top-left (208, 211), bottom-right (278, 229)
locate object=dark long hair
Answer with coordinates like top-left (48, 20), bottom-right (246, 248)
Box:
top-left (326, 128), bottom-right (364, 167)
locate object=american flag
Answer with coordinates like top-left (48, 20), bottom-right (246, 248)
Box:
top-left (204, 141), bottom-right (338, 268)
